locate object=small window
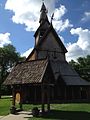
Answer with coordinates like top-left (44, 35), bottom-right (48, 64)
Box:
top-left (40, 30), bottom-right (45, 38)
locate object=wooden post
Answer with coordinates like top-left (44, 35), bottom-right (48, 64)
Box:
top-left (10, 85), bottom-right (16, 114)
top-left (47, 85), bottom-right (50, 112)
top-left (34, 86), bottom-right (37, 103)
top-left (12, 86), bottom-right (16, 107)
top-left (41, 84), bottom-right (45, 113)
top-left (19, 85), bottom-right (23, 110)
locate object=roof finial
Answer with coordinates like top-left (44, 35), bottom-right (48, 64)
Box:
top-left (51, 13), bottom-right (54, 24)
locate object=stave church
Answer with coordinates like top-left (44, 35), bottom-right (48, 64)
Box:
top-left (4, 2), bottom-right (90, 112)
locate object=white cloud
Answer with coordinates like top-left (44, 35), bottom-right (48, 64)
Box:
top-left (5, 0), bottom-right (72, 32)
top-left (53, 19), bottom-right (73, 32)
top-left (81, 11), bottom-right (90, 22)
top-left (0, 33), bottom-right (11, 47)
top-left (51, 5), bottom-right (73, 32)
top-left (66, 27), bottom-right (90, 61)
top-left (21, 48), bottom-right (33, 58)
top-left (54, 5), bottom-right (67, 20)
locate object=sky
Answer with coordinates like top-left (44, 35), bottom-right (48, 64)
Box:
top-left (0, 0), bottom-right (90, 61)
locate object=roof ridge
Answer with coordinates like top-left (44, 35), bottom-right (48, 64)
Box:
top-left (18, 58), bottom-right (48, 64)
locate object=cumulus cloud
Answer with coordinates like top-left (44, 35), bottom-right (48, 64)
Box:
top-left (0, 33), bottom-right (11, 47)
top-left (66, 27), bottom-right (90, 61)
top-left (52, 5), bottom-right (73, 32)
top-left (5, 0), bottom-right (72, 32)
top-left (54, 5), bottom-right (67, 20)
top-left (53, 19), bottom-right (73, 32)
top-left (21, 48), bottom-right (33, 58)
top-left (81, 11), bottom-right (90, 22)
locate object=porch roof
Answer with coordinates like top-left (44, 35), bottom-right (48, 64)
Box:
top-left (4, 59), bottom-right (48, 85)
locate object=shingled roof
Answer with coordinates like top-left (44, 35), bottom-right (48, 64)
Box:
top-left (4, 59), bottom-right (48, 85)
top-left (35, 24), bottom-right (67, 53)
top-left (50, 61), bottom-right (90, 86)
top-left (26, 24), bottom-right (67, 61)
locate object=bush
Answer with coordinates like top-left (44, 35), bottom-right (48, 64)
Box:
top-left (10, 106), bottom-right (16, 114)
top-left (32, 107), bottom-right (39, 117)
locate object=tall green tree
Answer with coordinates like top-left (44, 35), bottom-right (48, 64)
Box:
top-left (0, 44), bottom-right (25, 98)
top-left (69, 55), bottom-right (90, 81)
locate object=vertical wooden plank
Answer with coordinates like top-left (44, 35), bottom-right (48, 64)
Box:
top-left (64, 86), bottom-right (67, 101)
top-left (87, 87), bottom-right (90, 100)
top-left (85, 87), bottom-right (88, 100)
top-left (71, 86), bottom-right (74, 100)
top-left (79, 87), bottom-right (81, 99)
top-left (12, 86), bottom-right (16, 107)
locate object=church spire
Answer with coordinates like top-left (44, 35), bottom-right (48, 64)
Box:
top-left (39, 2), bottom-right (48, 24)
top-left (40, 2), bottom-right (46, 12)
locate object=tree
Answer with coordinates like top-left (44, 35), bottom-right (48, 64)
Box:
top-left (69, 55), bottom-right (90, 81)
top-left (0, 44), bottom-right (25, 98)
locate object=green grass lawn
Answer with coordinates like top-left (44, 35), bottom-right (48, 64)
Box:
top-left (0, 96), bottom-right (90, 120)
top-left (0, 96), bottom-right (11, 116)
top-left (0, 96), bottom-right (40, 116)
top-left (29, 104), bottom-right (90, 120)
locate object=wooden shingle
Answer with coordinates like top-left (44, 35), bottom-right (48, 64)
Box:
top-left (4, 59), bottom-right (48, 85)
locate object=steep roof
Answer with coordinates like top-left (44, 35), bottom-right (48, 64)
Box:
top-left (36, 24), bottom-right (67, 53)
top-left (4, 58), bottom-right (90, 86)
top-left (34, 20), bottom-right (50, 38)
top-left (4, 59), bottom-right (48, 85)
top-left (51, 61), bottom-right (90, 86)
top-left (26, 25), bottom-right (67, 61)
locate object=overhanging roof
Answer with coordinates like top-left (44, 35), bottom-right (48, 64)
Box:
top-left (50, 61), bottom-right (90, 86)
top-left (4, 59), bottom-right (48, 85)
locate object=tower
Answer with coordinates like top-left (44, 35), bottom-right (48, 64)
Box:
top-left (34, 2), bottom-right (50, 47)
top-left (27, 2), bottom-right (67, 61)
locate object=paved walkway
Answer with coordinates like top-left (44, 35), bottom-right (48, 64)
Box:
top-left (0, 111), bottom-right (33, 120)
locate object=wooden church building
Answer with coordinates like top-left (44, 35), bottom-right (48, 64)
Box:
top-left (4, 3), bottom-right (90, 111)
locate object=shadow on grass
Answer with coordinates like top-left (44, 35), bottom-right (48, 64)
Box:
top-left (41, 110), bottom-right (90, 120)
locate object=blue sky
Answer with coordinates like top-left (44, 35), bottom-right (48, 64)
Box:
top-left (0, 0), bottom-right (90, 61)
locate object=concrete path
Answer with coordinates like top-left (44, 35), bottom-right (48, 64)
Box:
top-left (0, 111), bottom-right (33, 120)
